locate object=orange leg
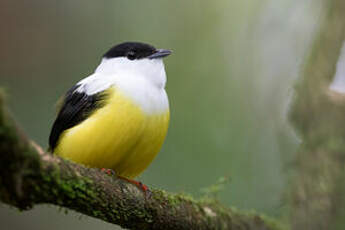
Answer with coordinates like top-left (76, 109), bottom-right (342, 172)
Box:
top-left (100, 168), bottom-right (150, 196)
top-left (118, 175), bottom-right (150, 195)
top-left (101, 168), bottom-right (115, 176)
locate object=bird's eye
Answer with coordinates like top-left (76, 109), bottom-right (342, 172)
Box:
top-left (127, 51), bottom-right (136, 60)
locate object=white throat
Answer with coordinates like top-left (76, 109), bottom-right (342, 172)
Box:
top-left (95, 57), bottom-right (167, 89)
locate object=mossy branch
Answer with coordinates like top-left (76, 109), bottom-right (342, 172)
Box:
top-left (0, 91), bottom-right (282, 230)
top-left (289, 0), bottom-right (345, 229)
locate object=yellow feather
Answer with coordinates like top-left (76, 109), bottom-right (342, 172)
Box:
top-left (54, 87), bottom-right (169, 178)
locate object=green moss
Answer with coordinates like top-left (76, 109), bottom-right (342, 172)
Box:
top-left (228, 209), bottom-right (288, 230)
top-left (258, 214), bottom-right (288, 230)
top-left (152, 189), bottom-right (202, 208)
top-left (38, 165), bottom-right (99, 206)
top-left (200, 176), bottom-right (229, 199)
top-left (129, 208), bottom-right (153, 223)
top-left (92, 210), bottom-right (105, 218)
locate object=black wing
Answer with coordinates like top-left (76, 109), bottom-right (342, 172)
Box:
top-left (49, 84), bottom-right (107, 151)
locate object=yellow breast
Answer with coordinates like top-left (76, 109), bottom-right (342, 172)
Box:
top-left (54, 87), bottom-right (169, 178)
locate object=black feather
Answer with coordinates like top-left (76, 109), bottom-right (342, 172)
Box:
top-left (49, 85), bottom-right (107, 151)
top-left (103, 42), bottom-right (156, 60)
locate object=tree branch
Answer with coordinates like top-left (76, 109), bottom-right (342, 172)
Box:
top-left (0, 90), bottom-right (282, 230)
top-left (289, 0), bottom-right (345, 229)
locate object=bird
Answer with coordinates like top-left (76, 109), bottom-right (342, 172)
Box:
top-left (48, 42), bottom-right (171, 189)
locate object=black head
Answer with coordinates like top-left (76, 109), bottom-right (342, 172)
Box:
top-left (103, 42), bottom-right (171, 60)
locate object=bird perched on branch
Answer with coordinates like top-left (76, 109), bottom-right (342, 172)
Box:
top-left (49, 42), bottom-right (171, 190)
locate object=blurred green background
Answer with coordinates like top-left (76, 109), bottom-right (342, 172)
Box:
top-left (0, 0), bottom-right (322, 229)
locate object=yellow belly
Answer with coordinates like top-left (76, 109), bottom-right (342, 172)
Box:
top-left (54, 87), bottom-right (169, 178)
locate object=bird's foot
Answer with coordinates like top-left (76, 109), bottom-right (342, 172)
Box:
top-left (101, 168), bottom-right (115, 176)
top-left (118, 176), bottom-right (152, 198)
top-left (100, 169), bottom-right (151, 197)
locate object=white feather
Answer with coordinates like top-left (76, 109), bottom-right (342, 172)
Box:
top-left (75, 57), bottom-right (169, 114)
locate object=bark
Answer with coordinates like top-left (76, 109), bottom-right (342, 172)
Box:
top-left (289, 0), bottom-right (345, 229)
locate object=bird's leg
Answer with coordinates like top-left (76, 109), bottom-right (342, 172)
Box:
top-left (100, 169), bottom-right (151, 197)
top-left (118, 176), bottom-right (151, 196)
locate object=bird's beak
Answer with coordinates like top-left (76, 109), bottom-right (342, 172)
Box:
top-left (148, 49), bottom-right (172, 59)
